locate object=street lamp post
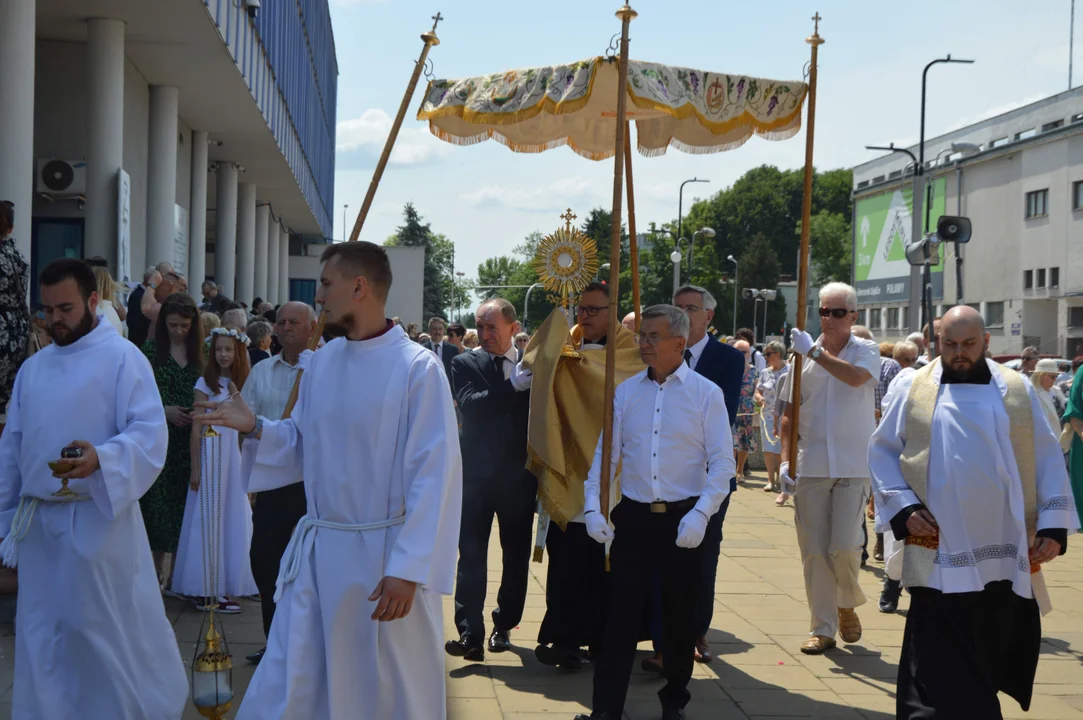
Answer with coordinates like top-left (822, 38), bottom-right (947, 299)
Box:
top-left (670, 241), bottom-right (685, 297)
top-left (690, 226), bottom-right (716, 272)
top-left (522, 282), bottom-right (545, 330)
top-left (342, 204), bottom-right (349, 242)
top-left (866, 143), bottom-right (920, 333)
top-left (727, 254), bottom-right (738, 337)
top-left (677, 177), bottom-right (709, 253)
top-left (455, 271), bottom-right (465, 322)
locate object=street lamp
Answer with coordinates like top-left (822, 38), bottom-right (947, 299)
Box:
top-left (670, 240), bottom-right (686, 296)
top-left (342, 204), bottom-right (349, 242)
top-left (523, 282), bottom-right (544, 329)
top-left (727, 254), bottom-right (738, 337)
top-left (677, 177), bottom-right (710, 253)
top-left (689, 226), bottom-right (716, 272)
top-left (455, 271), bottom-right (465, 322)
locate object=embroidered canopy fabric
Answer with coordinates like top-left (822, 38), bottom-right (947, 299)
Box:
top-left (417, 57), bottom-right (808, 160)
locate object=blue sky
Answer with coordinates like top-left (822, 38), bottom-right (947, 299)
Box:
top-left (327, 0), bottom-right (1080, 286)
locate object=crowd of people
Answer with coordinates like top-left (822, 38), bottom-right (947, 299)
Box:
top-left (0, 210), bottom-right (1080, 719)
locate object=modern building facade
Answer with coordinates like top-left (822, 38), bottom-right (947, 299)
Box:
top-left (0, 0), bottom-right (337, 307)
top-left (851, 87), bottom-right (1083, 356)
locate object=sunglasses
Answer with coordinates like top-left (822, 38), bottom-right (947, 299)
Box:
top-left (819, 307), bottom-right (853, 319)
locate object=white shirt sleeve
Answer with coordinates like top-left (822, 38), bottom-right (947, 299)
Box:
top-left (694, 385), bottom-right (735, 518)
top-left (853, 340), bottom-right (880, 383)
top-left (584, 385), bottom-right (624, 515)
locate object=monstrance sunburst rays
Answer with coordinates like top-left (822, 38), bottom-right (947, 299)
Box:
top-left (533, 209), bottom-right (598, 307)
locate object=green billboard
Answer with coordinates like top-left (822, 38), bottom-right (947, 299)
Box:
top-left (853, 177), bottom-right (946, 303)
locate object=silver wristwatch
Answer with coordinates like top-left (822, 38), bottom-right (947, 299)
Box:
top-left (809, 345), bottom-right (824, 361)
top-left (242, 416), bottom-right (263, 440)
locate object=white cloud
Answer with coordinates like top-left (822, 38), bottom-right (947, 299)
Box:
top-left (461, 176), bottom-right (598, 212)
top-left (336, 109), bottom-right (453, 167)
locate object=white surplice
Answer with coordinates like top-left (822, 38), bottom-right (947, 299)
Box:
top-left (170, 377), bottom-right (258, 598)
top-left (0, 318), bottom-right (187, 720)
top-left (869, 360), bottom-right (1078, 597)
top-left (236, 324), bottom-right (462, 720)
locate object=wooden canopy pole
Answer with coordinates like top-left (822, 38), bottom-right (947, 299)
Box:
top-left (623, 121), bottom-right (641, 332)
top-left (282, 14), bottom-right (443, 418)
top-left (599, 4), bottom-right (636, 534)
top-left (786, 14), bottom-right (824, 470)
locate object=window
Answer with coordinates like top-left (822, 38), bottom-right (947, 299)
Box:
top-left (887, 307), bottom-right (900, 329)
top-left (1051, 267), bottom-right (1060, 288)
top-left (1074, 181), bottom-right (1083, 210)
top-left (1024, 269), bottom-right (1033, 290)
top-left (857, 309), bottom-right (867, 325)
top-left (1015, 128), bottom-right (1037, 141)
top-left (869, 308), bottom-right (882, 330)
top-left (1042, 120), bottom-right (1064, 132)
top-left (966, 303), bottom-right (981, 312)
top-left (1026, 189), bottom-right (1049, 218)
top-left (1071, 307), bottom-right (1083, 328)
top-left (901, 305), bottom-right (909, 330)
top-left (1037, 268), bottom-right (1047, 288)
top-left (985, 301), bottom-right (1005, 328)
top-left (288, 278), bottom-right (316, 306)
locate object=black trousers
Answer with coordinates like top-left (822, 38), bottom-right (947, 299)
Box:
top-left (695, 494), bottom-right (731, 637)
top-left (249, 483), bottom-right (307, 638)
top-left (897, 581), bottom-right (1040, 719)
top-left (537, 520), bottom-right (607, 651)
top-left (453, 469), bottom-right (537, 639)
top-left (592, 500), bottom-right (703, 717)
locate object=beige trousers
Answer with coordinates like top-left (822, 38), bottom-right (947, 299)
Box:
top-left (794, 476), bottom-right (869, 638)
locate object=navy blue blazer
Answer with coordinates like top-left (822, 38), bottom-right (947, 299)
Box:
top-left (692, 337), bottom-right (744, 428)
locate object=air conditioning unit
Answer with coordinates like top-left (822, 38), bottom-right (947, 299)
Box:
top-left (37, 159), bottom-right (87, 195)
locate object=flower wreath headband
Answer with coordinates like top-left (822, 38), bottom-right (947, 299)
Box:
top-left (207, 326), bottom-right (251, 347)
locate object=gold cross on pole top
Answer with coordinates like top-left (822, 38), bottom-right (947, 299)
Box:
top-left (431, 12), bottom-right (444, 32)
top-left (560, 208), bottom-right (577, 231)
top-left (811, 12), bottom-right (821, 33)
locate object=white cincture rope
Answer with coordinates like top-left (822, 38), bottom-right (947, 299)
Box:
top-left (0, 491), bottom-right (91, 569)
top-left (274, 513), bottom-right (407, 602)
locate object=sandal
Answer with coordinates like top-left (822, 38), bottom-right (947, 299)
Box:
top-left (838, 608), bottom-right (862, 643)
top-left (800, 635), bottom-right (836, 654)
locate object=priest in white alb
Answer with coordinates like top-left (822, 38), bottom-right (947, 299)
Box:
top-left (869, 305), bottom-right (1078, 719)
top-left (195, 241), bottom-right (462, 719)
top-left (0, 258), bottom-right (187, 720)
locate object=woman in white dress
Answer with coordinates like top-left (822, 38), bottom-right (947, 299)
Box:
top-left (171, 327), bottom-right (258, 612)
top-left (754, 340), bottom-right (789, 503)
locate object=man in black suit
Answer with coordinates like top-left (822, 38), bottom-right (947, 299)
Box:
top-left (125, 266), bottom-right (156, 347)
top-left (445, 298), bottom-right (535, 662)
top-left (643, 285), bottom-right (745, 673)
top-left (423, 316), bottom-right (460, 378)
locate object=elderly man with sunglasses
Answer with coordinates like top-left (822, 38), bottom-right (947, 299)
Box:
top-left (778, 281), bottom-right (880, 655)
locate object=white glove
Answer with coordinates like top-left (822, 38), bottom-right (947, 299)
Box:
top-left (790, 328), bottom-right (815, 356)
top-left (676, 509), bottom-right (709, 548)
top-left (779, 462), bottom-right (799, 493)
top-left (510, 361), bottom-right (534, 392)
top-left (585, 511), bottom-right (614, 544)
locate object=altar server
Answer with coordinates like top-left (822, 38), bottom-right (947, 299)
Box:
top-left (195, 241), bottom-right (462, 720)
top-left (171, 326), bottom-right (258, 611)
top-left (869, 305), bottom-right (1077, 719)
top-left (0, 258), bottom-right (187, 719)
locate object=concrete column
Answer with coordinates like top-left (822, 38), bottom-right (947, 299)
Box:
top-left (188, 131), bottom-right (209, 294)
top-left (267, 220), bottom-right (280, 305)
top-left (0, 1), bottom-right (36, 266)
top-left (278, 226), bottom-right (289, 303)
top-left (146, 86), bottom-right (179, 271)
top-left (85, 18), bottom-right (126, 269)
top-left (214, 162), bottom-right (239, 299)
top-left (236, 183), bottom-right (256, 306)
top-left (254, 205), bottom-right (269, 303)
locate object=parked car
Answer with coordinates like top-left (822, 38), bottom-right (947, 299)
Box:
top-left (1000, 356), bottom-right (1072, 374)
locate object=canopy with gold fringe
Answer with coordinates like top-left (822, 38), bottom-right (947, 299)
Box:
top-left (521, 308), bottom-right (644, 527)
top-left (417, 57), bottom-right (808, 160)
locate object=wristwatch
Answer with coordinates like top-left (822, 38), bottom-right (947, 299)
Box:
top-left (241, 416), bottom-right (263, 440)
top-left (809, 345), bottom-right (824, 361)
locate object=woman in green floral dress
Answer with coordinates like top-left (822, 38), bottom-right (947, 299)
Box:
top-left (140, 294), bottom-right (204, 586)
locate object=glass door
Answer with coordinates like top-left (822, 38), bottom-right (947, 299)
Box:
top-left (30, 218), bottom-right (84, 307)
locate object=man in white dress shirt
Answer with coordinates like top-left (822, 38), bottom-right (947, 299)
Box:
top-left (869, 306), bottom-right (1077, 718)
top-left (240, 301), bottom-right (316, 665)
top-left (575, 304), bottom-right (734, 720)
top-left (779, 281), bottom-right (879, 655)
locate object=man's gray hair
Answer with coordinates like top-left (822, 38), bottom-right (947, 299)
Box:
top-left (478, 297), bottom-right (517, 324)
top-left (280, 300), bottom-right (317, 323)
top-left (246, 320), bottom-right (273, 345)
top-left (819, 281), bottom-right (858, 311)
top-left (221, 308), bottom-right (247, 331)
top-left (428, 316), bottom-right (447, 330)
top-left (642, 304), bottom-right (690, 341)
top-left (673, 284), bottom-right (717, 311)
top-left (851, 325), bottom-right (874, 341)
top-left (143, 266), bottom-right (158, 284)
top-left (155, 261), bottom-right (174, 275)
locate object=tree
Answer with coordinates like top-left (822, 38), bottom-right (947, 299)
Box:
top-left (736, 234), bottom-right (787, 339)
top-left (384, 203), bottom-right (450, 322)
top-left (802, 210), bottom-right (852, 286)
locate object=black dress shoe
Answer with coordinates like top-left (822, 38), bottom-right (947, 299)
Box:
top-left (445, 636), bottom-right (484, 662)
top-left (573, 713), bottom-right (615, 720)
top-left (662, 710), bottom-right (686, 720)
top-left (246, 647), bottom-right (265, 664)
top-left (488, 627), bottom-right (511, 653)
top-left (879, 578), bottom-right (902, 613)
top-left (534, 643), bottom-right (583, 670)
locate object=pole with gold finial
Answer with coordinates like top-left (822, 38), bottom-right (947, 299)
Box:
top-left (786, 14), bottom-right (824, 476)
top-left (281, 13), bottom-right (444, 418)
top-left (598, 3), bottom-right (636, 570)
